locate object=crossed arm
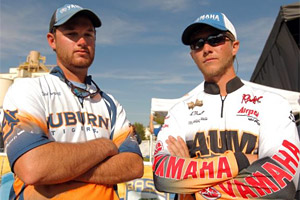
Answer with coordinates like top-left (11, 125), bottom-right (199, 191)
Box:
top-left (14, 138), bottom-right (143, 186)
top-left (166, 135), bottom-right (258, 163)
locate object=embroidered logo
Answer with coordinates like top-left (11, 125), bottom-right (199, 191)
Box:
top-left (199, 187), bottom-right (221, 200)
top-left (154, 141), bottom-right (163, 156)
top-left (187, 99), bottom-right (203, 110)
top-left (241, 94), bottom-right (263, 104)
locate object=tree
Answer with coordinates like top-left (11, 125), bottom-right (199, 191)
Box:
top-left (133, 122), bottom-right (146, 141)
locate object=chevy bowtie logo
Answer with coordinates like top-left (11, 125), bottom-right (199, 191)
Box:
top-left (187, 99), bottom-right (203, 109)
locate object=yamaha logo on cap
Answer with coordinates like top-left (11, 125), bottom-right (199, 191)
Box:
top-left (182, 12), bottom-right (237, 45)
top-left (58, 4), bottom-right (83, 14)
top-left (195, 13), bottom-right (221, 22)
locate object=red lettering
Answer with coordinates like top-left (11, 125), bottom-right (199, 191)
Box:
top-left (162, 124), bottom-right (169, 128)
top-left (199, 161), bottom-right (214, 178)
top-left (218, 181), bottom-right (236, 198)
top-left (242, 94), bottom-right (263, 104)
top-left (282, 140), bottom-right (300, 162)
top-left (262, 162), bottom-right (293, 188)
top-left (234, 180), bottom-right (258, 198)
top-left (245, 171), bottom-right (279, 196)
top-left (217, 157), bottom-right (232, 178)
top-left (183, 161), bottom-right (198, 179)
top-left (238, 107), bottom-right (246, 113)
top-left (154, 156), bottom-right (168, 177)
top-left (166, 156), bottom-right (184, 179)
top-left (152, 155), bottom-right (164, 170)
top-left (273, 150), bottom-right (298, 175)
top-left (238, 107), bottom-right (259, 117)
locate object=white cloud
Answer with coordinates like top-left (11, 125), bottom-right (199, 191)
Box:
top-left (136, 0), bottom-right (210, 13)
top-left (0, 3), bottom-right (50, 61)
top-left (173, 51), bottom-right (194, 67)
top-left (96, 15), bottom-right (147, 45)
top-left (237, 17), bottom-right (274, 51)
top-left (93, 69), bottom-right (199, 85)
top-left (235, 17), bottom-right (276, 80)
top-left (144, 0), bottom-right (190, 12)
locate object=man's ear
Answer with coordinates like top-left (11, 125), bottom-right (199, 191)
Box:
top-left (47, 33), bottom-right (56, 51)
top-left (190, 50), bottom-right (194, 60)
top-left (232, 40), bottom-right (240, 56)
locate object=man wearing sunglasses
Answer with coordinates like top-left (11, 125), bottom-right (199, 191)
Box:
top-left (153, 12), bottom-right (299, 199)
top-left (2, 4), bottom-right (143, 199)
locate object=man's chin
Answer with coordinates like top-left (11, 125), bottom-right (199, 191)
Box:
top-left (73, 60), bottom-right (93, 68)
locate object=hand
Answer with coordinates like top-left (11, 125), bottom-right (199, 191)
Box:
top-left (245, 154), bottom-right (258, 165)
top-left (166, 136), bottom-right (190, 158)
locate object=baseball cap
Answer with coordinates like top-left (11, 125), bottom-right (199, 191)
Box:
top-left (182, 12), bottom-right (237, 45)
top-left (49, 4), bottom-right (101, 32)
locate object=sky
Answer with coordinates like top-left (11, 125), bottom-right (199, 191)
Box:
top-left (0, 0), bottom-right (297, 126)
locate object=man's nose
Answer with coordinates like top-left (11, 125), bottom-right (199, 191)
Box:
top-left (202, 42), bottom-right (213, 56)
top-left (77, 37), bottom-right (87, 46)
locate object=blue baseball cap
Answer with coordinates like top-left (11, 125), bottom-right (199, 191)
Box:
top-left (49, 4), bottom-right (101, 32)
top-left (182, 12), bottom-right (237, 45)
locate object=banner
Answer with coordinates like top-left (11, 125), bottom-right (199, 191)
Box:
top-left (118, 162), bottom-right (174, 200)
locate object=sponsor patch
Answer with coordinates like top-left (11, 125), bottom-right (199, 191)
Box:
top-left (199, 187), bottom-right (221, 200)
top-left (154, 141), bottom-right (163, 156)
top-left (187, 99), bottom-right (203, 110)
top-left (241, 94), bottom-right (263, 104)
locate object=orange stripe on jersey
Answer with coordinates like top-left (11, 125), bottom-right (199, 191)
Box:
top-left (112, 126), bottom-right (133, 147)
top-left (2, 109), bottom-right (48, 141)
top-left (12, 177), bottom-right (119, 200)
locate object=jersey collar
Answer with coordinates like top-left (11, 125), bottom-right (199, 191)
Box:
top-left (50, 66), bottom-right (92, 85)
top-left (49, 66), bottom-right (100, 100)
top-left (204, 76), bottom-right (244, 95)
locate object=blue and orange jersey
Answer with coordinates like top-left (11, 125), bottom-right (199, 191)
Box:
top-left (2, 67), bottom-right (142, 199)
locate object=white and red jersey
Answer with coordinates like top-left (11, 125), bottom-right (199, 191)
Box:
top-left (2, 66), bottom-right (141, 200)
top-left (153, 77), bottom-right (300, 200)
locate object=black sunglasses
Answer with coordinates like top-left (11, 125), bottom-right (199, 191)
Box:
top-left (190, 33), bottom-right (232, 50)
top-left (65, 78), bottom-right (100, 98)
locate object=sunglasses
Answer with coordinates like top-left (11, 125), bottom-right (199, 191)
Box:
top-left (190, 33), bottom-right (232, 50)
top-left (65, 78), bottom-right (100, 98)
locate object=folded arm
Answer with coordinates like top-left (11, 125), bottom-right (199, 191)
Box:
top-left (75, 152), bottom-right (143, 185)
top-left (13, 138), bottom-right (118, 185)
top-left (153, 135), bottom-right (252, 194)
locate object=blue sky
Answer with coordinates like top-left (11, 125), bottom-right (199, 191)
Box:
top-left (0, 0), bottom-right (297, 126)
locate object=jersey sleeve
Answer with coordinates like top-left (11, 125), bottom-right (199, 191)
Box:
top-left (207, 94), bottom-right (300, 200)
top-left (240, 93), bottom-right (299, 198)
top-left (153, 107), bottom-right (250, 194)
top-left (109, 96), bottom-right (142, 157)
top-left (253, 93), bottom-right (299, 196)
top-left (2, 79), bottom-right (52, 171)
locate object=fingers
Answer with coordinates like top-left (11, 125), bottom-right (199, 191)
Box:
top-left (177, 136), bottom-right (190, 158)
top-left (166, 136), bottom-right (190, 158)
top-left (245, 154), bottom-right (258, 165)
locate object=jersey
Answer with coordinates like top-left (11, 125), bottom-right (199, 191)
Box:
top-left (2, 66), bottom-right (142, 200)
top-left (153, 77), bottom-right (300, 200)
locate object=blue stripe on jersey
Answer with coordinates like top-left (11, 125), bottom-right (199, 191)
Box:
top-left (9, 181), bottom-right (26, 200)
top-left (9, 181), bottom-right (16, 200)
top-left (118, 136), bottom-right (142, 157)
top-left (19, 185), bottom-right (25, 200)
top-left (6, 131), bottom-right (52, 172)
top-left (100, 91), bottom-right (117, 139)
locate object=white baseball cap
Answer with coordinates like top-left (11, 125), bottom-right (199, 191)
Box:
top-left (182, 12), bottom-right (237, 45)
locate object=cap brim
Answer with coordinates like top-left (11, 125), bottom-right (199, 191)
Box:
top-left (181, 23), bottom-right (227, 45)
